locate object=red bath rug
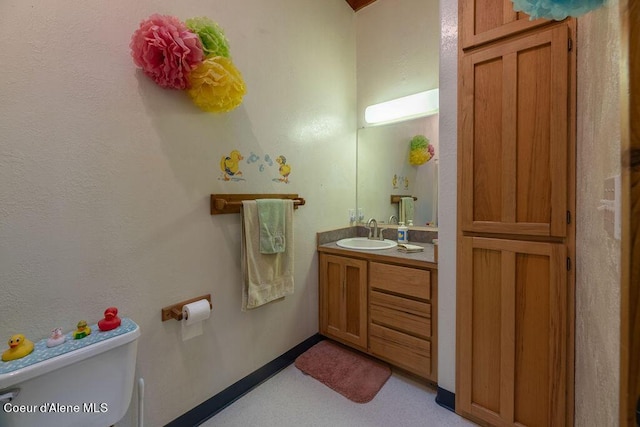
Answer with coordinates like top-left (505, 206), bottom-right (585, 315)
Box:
top-left (294, 340), bottom-right (392, 403)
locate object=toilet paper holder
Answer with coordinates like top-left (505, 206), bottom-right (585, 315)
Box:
top-left (161, 294), bottom-right (212, 322)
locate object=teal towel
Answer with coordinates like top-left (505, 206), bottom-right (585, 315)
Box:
top-left (400, 197), bottom-right (415, 224)
top-left (257, 199), bottom-right (286, 254)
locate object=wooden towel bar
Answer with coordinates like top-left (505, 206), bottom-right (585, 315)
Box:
top-left (210, 194), bottom-right (306, 215)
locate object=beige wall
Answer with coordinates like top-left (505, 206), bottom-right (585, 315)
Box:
top-left (576, 1), bottom-right (622, 424)
top-left (0, 1), bottom-right (622, 425)
top-left (438, 0), bottom-right (459, 393)
top-left (356, 0), bottom-right (440, 128)
top-left (0, 1), bottom-right (356, 425)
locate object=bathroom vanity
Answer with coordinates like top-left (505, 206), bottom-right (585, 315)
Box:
top-left (317, 229), bottom-right (437, 384)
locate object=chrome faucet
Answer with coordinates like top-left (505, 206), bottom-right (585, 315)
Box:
top-left (366, 218), bottom-right (386, 240)
top-left (388, 215), bottom-right (398, 225)
top-left (366, 218), bottom-right (378, 240)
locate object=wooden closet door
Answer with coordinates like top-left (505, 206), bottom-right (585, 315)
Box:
top-left (460, 25), bottom-right (569, 238)
top-left (457, 236), bottom-right (567, 427)
top-left (460, 0), bottom-right (549, 50)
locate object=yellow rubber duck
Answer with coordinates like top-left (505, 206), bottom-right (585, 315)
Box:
top-left (276, 155), bottom-right (291, 183)
top-left (220, 150), bottom-right (244, 181)
top-left (73, 320), bottom-right (91, 340)
top-left (2, 334), bottom-right (35, 362)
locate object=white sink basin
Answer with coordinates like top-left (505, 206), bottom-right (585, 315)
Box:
top-left (336, 237), bottom-right (398, 250)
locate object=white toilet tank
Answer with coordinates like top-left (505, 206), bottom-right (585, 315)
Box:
top-left (0, 318), bottom-right (140, 427)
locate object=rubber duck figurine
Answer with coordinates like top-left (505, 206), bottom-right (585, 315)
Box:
top-left (46, 327), bottom-right (66, 348)
top-left (2, 334), bottom-right (35, 362)
top-left (98, 307), bottom-right (121, 332)
top-left (72, 320), bottom-right (91, 340)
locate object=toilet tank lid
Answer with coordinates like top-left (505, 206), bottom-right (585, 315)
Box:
top-left (0, 318), bottom-right (140, 389)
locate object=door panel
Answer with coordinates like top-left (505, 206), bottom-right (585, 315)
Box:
top-left (470, 247), bottom-right (502, 414)
top-left (460, 26), bottom-right (569, 237)
top-left (472, 58), bottom-right (504, 223)
top-left (319, 254), bottom-right (367, 349)
top-left (460, 0), bottom-right (549, 50)
top-left (345, 263), bottom-right (365, 341)
top-left (516, 46), bottom-right (552, 225)
top-left (457, 237), bottom-right (567, 426)
top-left (514, 253), bottom-right (551, 426)
top-left (323, 256), bottom-right (342, 337)
top-left (620, 2), bottom-right (640, 424)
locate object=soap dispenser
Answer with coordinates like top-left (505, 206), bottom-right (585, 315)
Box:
top-left (398, 222), bottom-right (408, 244)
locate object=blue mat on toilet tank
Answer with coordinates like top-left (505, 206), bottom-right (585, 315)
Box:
top-left (0, 317), bottom-right (138, 375)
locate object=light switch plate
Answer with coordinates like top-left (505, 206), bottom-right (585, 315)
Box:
top-left (602, 174), bottom-right (621, 240)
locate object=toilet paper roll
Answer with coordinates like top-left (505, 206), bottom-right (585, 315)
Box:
top-left (181, 299), bottom-right (211, 341)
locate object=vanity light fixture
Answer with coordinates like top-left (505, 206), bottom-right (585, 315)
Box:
top-left (364, 88), bottom-right (439, 126)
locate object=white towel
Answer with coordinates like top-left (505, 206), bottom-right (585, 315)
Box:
top-left (241, 200), bottom-right (294, 310)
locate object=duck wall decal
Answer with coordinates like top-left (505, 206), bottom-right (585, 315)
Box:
top-left (220, 150), bottom-right (244, 181)
top-left (2, 334), bottom-right (35, 361)
top-left (275, 155), bottom-right (291, 183)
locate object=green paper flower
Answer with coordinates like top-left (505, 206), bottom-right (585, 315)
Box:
top-left (410, 135), bottom-right (428, 151)
top-left (186, 17), bottom-right (231, 58)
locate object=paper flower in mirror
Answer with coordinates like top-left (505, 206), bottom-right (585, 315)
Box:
top-left (409, 135), bottom-right (435, 166)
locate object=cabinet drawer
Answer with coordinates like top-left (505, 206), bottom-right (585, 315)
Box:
top-left (370, 291), bottom-right (431, 317)
top-left (370, 292), bottom-right (431, 339)
top-left (370, 262), bottom-right (430, 300)
top-left (369, 323), bottom-right (431, 377)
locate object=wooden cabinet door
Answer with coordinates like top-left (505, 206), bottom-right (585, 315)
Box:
top-left (457, 237), bottom-right (567, 427)
top-left (319, 254), bottom-right (368, 349)
top-left (460, 0), bottom-right (549, 50)
top-left (460, 25), bottom-right (570, 238)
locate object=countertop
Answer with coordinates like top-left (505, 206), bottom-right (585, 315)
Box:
top-left (317, 240), bottom-right (437, 269)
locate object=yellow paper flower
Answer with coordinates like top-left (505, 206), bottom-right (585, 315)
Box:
top-left (187, 56), bottom-right (246, 113)
top-left (410, 150), bottom-right (432, 166)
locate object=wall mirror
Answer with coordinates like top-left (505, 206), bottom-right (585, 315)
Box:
top-left (356, 114), bottom-right (438, 228)
top-left (354, 0), bottom-right (440, 230)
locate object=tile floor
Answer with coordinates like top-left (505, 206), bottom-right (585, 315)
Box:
top-left (201, 364), bottom-right (477, 427)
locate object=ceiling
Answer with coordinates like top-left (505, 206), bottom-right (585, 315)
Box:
top-left (345, 0), bottom-right (378, 11)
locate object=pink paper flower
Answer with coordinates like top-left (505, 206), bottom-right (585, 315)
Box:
top-left (130, 14), bottom-right (204, 90)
